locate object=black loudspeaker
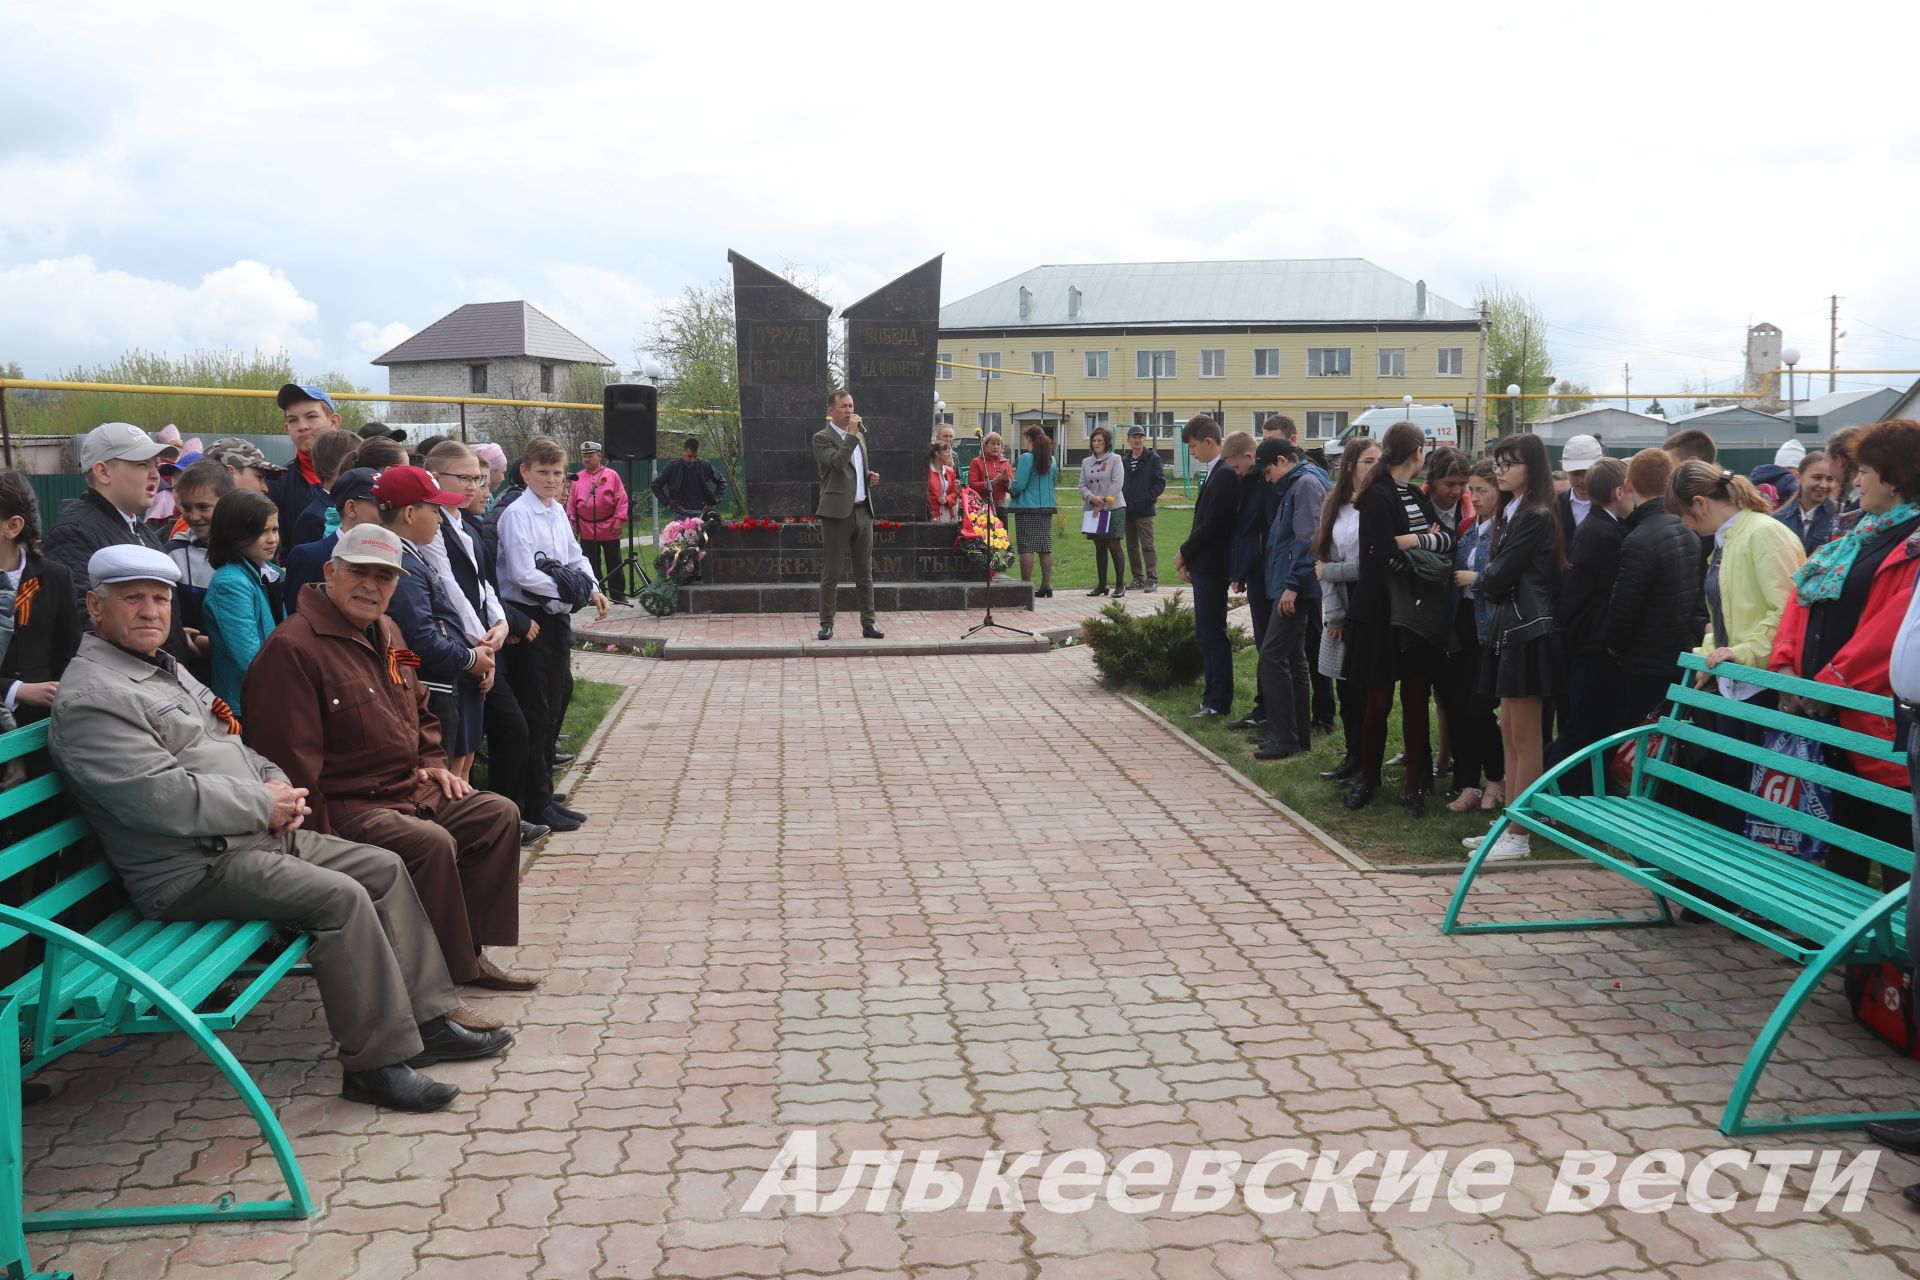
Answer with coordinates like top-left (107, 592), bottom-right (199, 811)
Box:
top-left (602, 383), bottom-right (658, 460)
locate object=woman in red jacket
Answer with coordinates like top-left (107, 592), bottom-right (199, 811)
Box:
top-left (1770, 418), bottom-right (1920, 887)
top-left (968, 432), bottom-right (1014, 521)
top-left (927, 441), bottom-right (962, 522)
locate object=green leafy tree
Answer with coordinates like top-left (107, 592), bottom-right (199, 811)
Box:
top-left (1478, 283), bottom-right (1553, 435)
top-left (1549, 379), bottom-right (1594, 417)
top-left (10, 348), bottom-right (369, 438)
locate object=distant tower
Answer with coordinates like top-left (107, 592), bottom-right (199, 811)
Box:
top-left (1746, 322), bottom-right (1783, 410)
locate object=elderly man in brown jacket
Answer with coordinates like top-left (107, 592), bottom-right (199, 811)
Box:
top-left (242, 525), bottom-right (539, 1006)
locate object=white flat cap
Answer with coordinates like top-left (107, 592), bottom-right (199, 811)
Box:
top-left (88, 545), bottom-right (181, 590)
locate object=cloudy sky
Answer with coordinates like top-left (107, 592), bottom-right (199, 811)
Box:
top-left (5, 0), bottom-right (1918, 406)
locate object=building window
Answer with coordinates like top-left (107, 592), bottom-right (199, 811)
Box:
top-left (978, 412), bottom-right (1003, 433)
top-left (1437, 347), bottom-right (1464, 376)
top-left (1307, 348), bottom-right (1351, 378)
top-left (1136, 350), bottom-right (1176, 379)
top-left (1306, 411), bottom-right (1349, 436)
top-left (934, 411), bottom-right (955, 426)
top-left (539, 363), bottom-right (556, 393)
top-left (469, 364), bottom-right (488, 394)
top-left (1084, 411), bottom-right (1110, 440)
top-left (1249, 410), bottom-right (1272, 431)
top-left (977, 352), bottom-right (1002, 380)
top-left (1084, 350), bottom-right (1109, 379)
top-left (938, 351), bottom-right (953, 380)
top-left (1377, 348), bottom-right (1406, 378)
top-left (1253, 348), bottom-right (1282, 378)
top-left (1030, 350), bottom-right (1055, 376)
top-left (1199, 349), bottom-right (1226, 378)
top-left (1130, 410), bottom-right (1176, 428)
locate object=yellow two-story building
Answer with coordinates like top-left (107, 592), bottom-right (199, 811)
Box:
top-left (935, 258), bottom-right (1487, 456)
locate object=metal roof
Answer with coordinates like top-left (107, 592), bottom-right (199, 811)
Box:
top-left (939, 259), bottom-right (1478, 330)
top-left (1789, 387), bottom-right (1898, 418)
top-left (373, 301), bottom-right (613, 366)
top-left (1668, 403), bottom-right (1791, 427)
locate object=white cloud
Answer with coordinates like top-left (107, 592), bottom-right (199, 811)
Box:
top-left (0, 257), bottom-right (320, 373)
top-left (348, 319), bottom-right (414, 361)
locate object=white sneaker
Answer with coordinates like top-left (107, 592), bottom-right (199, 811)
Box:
top-left (1484, 831), bottom-right (1531, 862)
top-left (1461, 828), bottom-right (1496, 850)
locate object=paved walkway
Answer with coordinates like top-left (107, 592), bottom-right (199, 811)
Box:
top-left (21, 643), bottom-right (1920, 1278)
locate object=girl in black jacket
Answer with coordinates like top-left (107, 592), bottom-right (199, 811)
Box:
top-left (0, 473), bottom-right (81, 726)
top-left (1457, 433), bottom-right (1566, 859)
top-left (1343, 422), bottom-right (1454, 816)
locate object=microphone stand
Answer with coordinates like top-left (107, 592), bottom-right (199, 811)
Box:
top-left (959, 480), bottom-right (1032, 640)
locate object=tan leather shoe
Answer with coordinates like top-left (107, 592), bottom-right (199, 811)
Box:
top-left (467, 952), bottom-right (541, 992)
top-left (447, 1002), bottom-right (504, 1032)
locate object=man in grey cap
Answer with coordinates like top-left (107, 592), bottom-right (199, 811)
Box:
top-left (43, 423), bottom-right (201, 664)
top-left (49, 542), bottom-right (510, 1112)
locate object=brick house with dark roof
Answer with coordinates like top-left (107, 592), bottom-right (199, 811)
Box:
top-left (373, 301), bottom-right (615, 429)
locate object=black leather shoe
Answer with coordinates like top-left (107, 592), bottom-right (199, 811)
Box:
top-left (1904, 1182), bottom-right (1920, 1209)
top-left (408, 1016), bottom-right (513, 1067)
top-left (1310, 721), bottom-right (1336, 738)
top-left (553, 752), bottom-right (576, 767)
top-left (542, 804), bottom-right (583, 832)
top-left (1229, 715), bottom-right (1263, 731)
top-left (21, 1082), bottom-right (51, 1107)
top-left (342, 1063), bottom-right (459, 1112)
top-left (519, 820), bottom-right (551, 846)
top-left (817, 624), bottom-right (833, 640)
top-left (1189, 707), bottom-right (1224, 720)
top-left (1111, 586), bottom-right (1125, 599)
top-left (862, 623), bottom-right (885, 639)
top-left (1254, 742), bottom-right (1303, 762)
top-left (550, 802), bottom-right (587, 823)
top-left (1866, 1122), bottom-right (1920, 1157)
top-left (550, 791), bottom-right (568, 805)
top-left (1321, 756), bottom-right (1359, 782)
top-left (1402, 792), bottom-right (1426, 818)
top-left (1344, 783), bottom-right (1377, 811)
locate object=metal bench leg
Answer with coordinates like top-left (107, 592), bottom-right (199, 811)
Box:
top-left (1442, 727), bottom-right (1671, 935)
top-left (0, 908), bottom-right (314, 1231)
top-left (1721, 886), bottom-right (1920, 1136)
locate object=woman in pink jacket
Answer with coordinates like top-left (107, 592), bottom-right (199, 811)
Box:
top-left (567, 441), bottom-right (630, 601)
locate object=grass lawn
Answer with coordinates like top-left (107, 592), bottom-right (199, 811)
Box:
top-left (1133, 642), bottom-right (1498, 865)
top-left (1027, 476), bottom-right (1198, 592)
top-left (557, 678), bottom-right (623, 757)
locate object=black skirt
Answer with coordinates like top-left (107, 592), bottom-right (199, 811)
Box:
top-left (1481, 630), bottom-right (1567, 701)
top-left (1345, 620), bottom-right (1445, 686)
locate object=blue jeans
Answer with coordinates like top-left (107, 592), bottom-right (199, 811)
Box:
top-left (1191, 572), bottom-right (1232, 713)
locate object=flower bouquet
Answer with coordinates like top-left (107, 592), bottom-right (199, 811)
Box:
top-left (953, 489), bottom-right (1013, 577)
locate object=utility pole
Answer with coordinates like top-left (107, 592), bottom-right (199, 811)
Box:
top-left (1622, 362), bottom-right (1631, 410)
top-left (1474, 299), bottom-right (1490, 452)
top-left (1829, 294), bottom-right (1841, 392)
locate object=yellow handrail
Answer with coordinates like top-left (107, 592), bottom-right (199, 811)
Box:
top-left (0, 378), bottom-right (724, 415)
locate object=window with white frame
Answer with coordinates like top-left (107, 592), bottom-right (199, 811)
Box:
top-left (1084, 411), bottom-right (1111, 440)
top-left (1437, 347), bottom-right (1464, 376)
top-left (1030, 350), bottom-right (1054, 375)
top-left (1253, 348), bottom-right (1282, 378)
top-left (1199, 348), bottom-right (1226, 378)
top-left (1377, 348), bottom-right (1406, 377)
top-left (1307, 348), bottom-right (1351, 377)
top-left (977, 352), bottom-right (1002, 380)
top-left (978, 412), bottom-right (1003, 433)
top-left (937, 351), bottom-right (953, 380)
top-left (1306, 411), bottom-right (1349, 436)
top-left (1130, 410), bottom-right (1176, 428)
top-left (1085, 350), bottom-right (1109, 378)
top-left (1249, 410), bottom-right (1272, 432)
top-left (934, 411), bottom-right (955, 426)
top-left (1135, 350), bottom-right (1176, 379)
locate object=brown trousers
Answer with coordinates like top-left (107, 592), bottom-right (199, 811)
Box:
top-left (336, 789), bottom-right (520, 985)
top-left (161, 832), bottom-right (460, 1070)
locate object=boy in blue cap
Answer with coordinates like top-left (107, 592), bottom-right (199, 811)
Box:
top-left (271, 382), bottom-right (337, 554)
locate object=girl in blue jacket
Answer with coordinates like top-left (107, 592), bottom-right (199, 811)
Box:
top-left (203, 489), bottom-right (284, 716)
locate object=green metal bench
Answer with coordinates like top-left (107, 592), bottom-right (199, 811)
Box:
top-left (1, 993), bottom-right (70, 1279)
top-left (0, 718), bottom-right (314, 1231)
top-left (1442, 651), bottom-right (1915, 1137)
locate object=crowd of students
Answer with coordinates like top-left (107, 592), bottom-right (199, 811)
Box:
top-left (1173, 410), bottom-right (1920, 866)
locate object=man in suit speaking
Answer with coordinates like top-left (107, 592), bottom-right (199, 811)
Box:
top-left (814, 389), bottom-right (884, 641)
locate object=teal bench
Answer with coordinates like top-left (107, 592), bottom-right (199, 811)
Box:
top-left (2, 993), bottom-right (71, 1278)
top-left (1443, 652), bottom-right (1915, 1137)
top-left (0, 718), bottom-right (314, 1231)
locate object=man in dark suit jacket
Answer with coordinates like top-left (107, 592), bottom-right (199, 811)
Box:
top-left (1176, 418), bottom-right (1255, 718)
top-left (813, 390), bottom-right (883, 641)
top-left (1227, 417), bottom-right (1293, 729)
